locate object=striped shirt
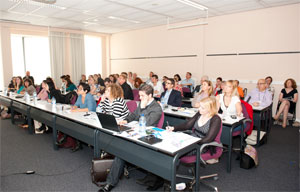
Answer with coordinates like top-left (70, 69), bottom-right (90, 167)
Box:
top-left (98, 97), bottom-right (129, 120)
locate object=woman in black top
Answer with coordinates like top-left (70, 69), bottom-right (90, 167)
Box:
top-left (167, 97), bottom-right (221, 153)
top-left (274, 78), bottom-right (298, 128)
top-left (45, 80), bottom-right (65, 103)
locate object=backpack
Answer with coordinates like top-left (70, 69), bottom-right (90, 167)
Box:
top-left (240, 145), bottom-right (258, 169)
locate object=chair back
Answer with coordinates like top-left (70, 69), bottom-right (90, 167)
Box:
top-left (241, 100), bottom-right (254, 135)
top-left (132, 89), bottom-right (140, 101)
top-left (126, 100), bottom-right (137, 113)
top-left (180, 120), bottom-right (223, 163)
top-left (35, 85), bottom-right (41, 94)
top-left (182, 87), bottom-right (191, 93)
top-left (157, 112), bottom-right (164, 128)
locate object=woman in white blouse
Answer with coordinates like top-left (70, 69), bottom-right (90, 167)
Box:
top-left (216, 80), bottom-right (242, 117)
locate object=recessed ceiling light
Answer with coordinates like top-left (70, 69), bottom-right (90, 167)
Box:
top-left (9, 0), bottom-right (66, 10)
top-left (93, 19), bottom-right (98, 22)
top-left (108, 16), bottom-right (140, 24)
top-left (176, 0), bottom-right (208, 11)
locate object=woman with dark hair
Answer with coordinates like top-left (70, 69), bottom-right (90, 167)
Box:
top-left (62, 76), bottom-right (76, 92)
top-left (45, 80), bottom-right (65, 103)
top-left (8, 77), bottom-right (17, 92)
top-left (37, 80), bottom-right (49, 101)
top-left (71, 83), bottom-right (96, 112)
top-left (16, 76), bottom-right (24, 94)
top-left (109, 74), bottom-right (117, 83)
top-left (274, 78), bottom-right (298, 128)
top-left (23, 78), bottom-right (36, 96)
top-left (174, 74), bottom-right (182, 83)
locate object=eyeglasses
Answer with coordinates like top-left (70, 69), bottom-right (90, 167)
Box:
top-left (166, 82), bottom-right (172, 85)
top-left (257, 83), bottom-right (266, 85)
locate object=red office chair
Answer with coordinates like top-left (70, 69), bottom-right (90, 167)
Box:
top-left (176, 124), bottom-right (223, 192)
top-left (132, 89), bottom-right (140, 101)
top-left (182, 87), bottom-right (191, 93)
top-left (126, 100), bottom-right (137, 113)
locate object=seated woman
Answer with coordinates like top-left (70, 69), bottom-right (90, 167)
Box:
top-left (88, 75), bottom-right (98, 95)
top-left (167, 97), bottom-right (221, 156)
top-left (273, 78), bottom-right (298, 128)
top-left (98, 84), bottom-right (129, 120)
top-left (216, 80), bottom-right (242, 117)
top-left (15, 76), bottom-right (25, 94)
top-left (174, 78), bottom-right (183, 97)
top-left (134, 77), bottom-right (143, 89)
top-left (23, 78), bottom-right (36, 96)
top-left (192, 80), bottom-right (213, 108)
top-left (46, 80), bottom-right (65, 104)
top-left (71, 83), bottom-right (96, 112)
top-left (37, 80), bottom-right (49, 101)
top-left (1, 77), bottom-right (22, 119)
top-left (8, 76), bottom-right (16, 92)
top-left (36, 80), bottom-right (50, 132)
top-left (62, 76), bottom-right (76, 92)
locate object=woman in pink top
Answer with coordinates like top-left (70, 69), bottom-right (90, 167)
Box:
top-left (38, 80), bottom-right (49, 100)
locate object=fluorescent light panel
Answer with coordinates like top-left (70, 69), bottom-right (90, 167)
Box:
top-left (9, 0), bottom-right (66, 9)
top-left (108, 16), bottom-right (140, 24)
top-left (177, 0), bottom-right (208, 11)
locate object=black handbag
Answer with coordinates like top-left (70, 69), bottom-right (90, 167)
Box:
top-left (240, 145), bottom-right (258, 169)
top-left (91, 154), bottom-right (114, 187)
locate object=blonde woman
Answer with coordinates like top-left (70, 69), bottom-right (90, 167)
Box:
top-left (88, 75), bottom-right (98, 95)
top-left (192, 80), bottom-right (213, 108)
top-left (216, 80), bottom-right (242, 117)
top-left (167, 97), bottom-right (221, 150)
top-left (98, 84), bottom-right (129, 120)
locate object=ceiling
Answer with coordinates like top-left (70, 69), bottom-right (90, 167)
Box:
top-left (0, 0), bottom-right (299, 34)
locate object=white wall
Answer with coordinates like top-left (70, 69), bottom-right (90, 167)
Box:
top-left (110, 3), bottom-right (300, 121)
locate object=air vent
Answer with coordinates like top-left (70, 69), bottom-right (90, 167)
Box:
top-left (0, 19), bottom-right (30, 24)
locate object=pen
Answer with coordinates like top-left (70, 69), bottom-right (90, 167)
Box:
top-left (167, 121), bottom-right (170, 127)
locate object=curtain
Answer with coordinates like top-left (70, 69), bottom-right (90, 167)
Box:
top-left (70, 33), bottom-right (85, 86)
top-left (49, 31), bottom-right (65, 87)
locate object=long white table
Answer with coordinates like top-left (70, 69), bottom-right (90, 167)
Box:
top-left (0, 92), bottom-right (202, 191)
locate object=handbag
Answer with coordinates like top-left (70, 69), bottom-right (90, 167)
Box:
top-left (240, 145), bottom-right (258, 169)
top-left (91, 153), bottom-right (114, 187)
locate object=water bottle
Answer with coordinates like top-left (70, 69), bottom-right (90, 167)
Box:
top-left (25, 92), bottom-right (30, 103)
top-left (160, 96), bottom-right (165, 109)
top-left (4, 87), bottom-right (8, 96)
top-left (139, 114), bottom-right (146, 135)
top-left (33, 91), bottom-right (37, 104)
top-left (96, 105), bottom-right (102, 113)
top-left (51, 97), bottom-right (56, 105)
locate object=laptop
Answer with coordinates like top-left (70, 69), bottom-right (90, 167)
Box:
top-left (96, 113), bottom-right (131, 133)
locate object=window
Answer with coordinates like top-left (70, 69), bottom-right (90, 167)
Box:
top-left (11, 34), bottom-right (51, 85)
top-left (84, 35), bottom-right (102, 77)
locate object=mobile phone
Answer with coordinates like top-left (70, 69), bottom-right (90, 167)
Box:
top-left (230, 115), bottom-right (237, 119)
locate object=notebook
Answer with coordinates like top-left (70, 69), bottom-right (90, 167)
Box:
top-left (96, 113), bottom-right (131, 133)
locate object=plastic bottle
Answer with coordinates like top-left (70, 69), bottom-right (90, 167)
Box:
top-left (33, 91), bottom-right (37, 104)
top-left (139, 114), bottom-right (146, 135)
top-left (96, 105), bottom-right (102, 113)
top-left (51, 97), bottom-right (56, 105)
top-left (25, 92), bottom-right (30, 103)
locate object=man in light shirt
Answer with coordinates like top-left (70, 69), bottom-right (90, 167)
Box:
top-left (149, 74), bottom-right (164, 98)
top-left (245, 79), bottom-right (273, 107)
top-left (180, 72), bottom-right (195, 92)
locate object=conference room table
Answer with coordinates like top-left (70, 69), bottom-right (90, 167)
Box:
top-left (252, 104), bottom-right (272, 146)
top-left (0, 92), bottom-right (202, 191)
top-left (163, 105), bottom-right (245, 173)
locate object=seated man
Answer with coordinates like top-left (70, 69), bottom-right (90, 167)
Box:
top-left (149, 74), bottom-right (164, 98)
top-left (160, 78), bottom-right (182, 107)
top-left (245, 79), bottom-right (273, 107)
top-left (99, 84), bottom-right (162, 192)
top-left (180, 72), bottom-right (195, 92)
top-left (118, 74), bottom-right (134, 100)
